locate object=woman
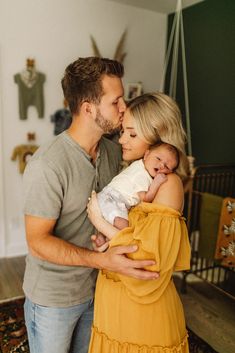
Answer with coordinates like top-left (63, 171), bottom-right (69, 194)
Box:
top-left (87, 92), bottom-right (191, 353)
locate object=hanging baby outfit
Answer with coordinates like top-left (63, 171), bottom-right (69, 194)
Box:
top-left (50, 108), bottom-right (72, 135)
top-left (14, 69), bottom-right (46, 120)
top-left (11, 144), bottom-right (38, 173)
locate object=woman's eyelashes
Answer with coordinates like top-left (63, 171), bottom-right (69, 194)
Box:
top-left (120, 129), bottom-right (136, 138)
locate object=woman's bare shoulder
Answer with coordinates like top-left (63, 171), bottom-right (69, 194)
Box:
top-left (153, 173), bottom-right (184, 212)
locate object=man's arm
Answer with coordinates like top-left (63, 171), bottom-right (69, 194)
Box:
top-left (25, 214), bottom-right (159, 280)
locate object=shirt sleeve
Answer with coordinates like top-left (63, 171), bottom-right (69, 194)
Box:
top-left (40, 73), bottom-right (46, 83)
top-left (14, 73), bottom-right (19, 83)
top-left (23, 158), bottom-right (63, 219)
top-left (109, 209), bottom-right (191, 304)
top-left (11, 146), bottom-right (19, 160)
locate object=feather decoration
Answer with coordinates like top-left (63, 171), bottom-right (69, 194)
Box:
top-left (90, 30), bottom-right (127, 63)
top-left (90, 35), bottom-right (102, 58)
top-left (113, 29), bottom-right (127, 63)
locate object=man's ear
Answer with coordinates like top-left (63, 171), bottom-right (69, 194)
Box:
top-left (80, 101), bottom-right (94, 117)
top-left (144, 149), bottom-right (150, 161)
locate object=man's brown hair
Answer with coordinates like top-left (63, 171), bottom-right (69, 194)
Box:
top-left (61, 57), bottom-right (124, 115)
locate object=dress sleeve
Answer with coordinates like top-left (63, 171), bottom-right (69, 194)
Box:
top-left (109, 207), bottom-right (191, 304)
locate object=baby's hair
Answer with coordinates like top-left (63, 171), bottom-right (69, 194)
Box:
top-left (149, 141), bottom-right (180, 171)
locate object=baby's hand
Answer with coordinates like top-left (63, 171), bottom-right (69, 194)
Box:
top-left (154, 173), bottom-right (167, 185)
top-left (91, 233), bottom-right (109, 252)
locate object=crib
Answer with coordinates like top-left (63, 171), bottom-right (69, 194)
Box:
top-left (182, 164), bottom-right (235, 299)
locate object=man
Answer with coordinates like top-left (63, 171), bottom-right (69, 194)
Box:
top-left (23, 57), bottom-right (158, 353)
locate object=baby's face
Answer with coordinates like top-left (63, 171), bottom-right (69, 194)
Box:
top-left (143, 145), bottom-right (178, 177)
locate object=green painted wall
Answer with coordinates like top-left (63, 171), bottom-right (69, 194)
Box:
top-left (166, 0), bottom-right (235, 165)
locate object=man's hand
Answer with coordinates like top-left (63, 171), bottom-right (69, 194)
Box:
top-left (99, 245), bottom-right (159, 280)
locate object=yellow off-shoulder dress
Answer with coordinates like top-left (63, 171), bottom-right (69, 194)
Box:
top-left (88, 203), bottom-right (191, 353)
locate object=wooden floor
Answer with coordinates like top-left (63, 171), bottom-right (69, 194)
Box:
top-left (0, 256), bottom-right (25, 301)
top-left (174, 274), bottom-right (235, 353)
top-left (0, 256), bottom-right (234, 353)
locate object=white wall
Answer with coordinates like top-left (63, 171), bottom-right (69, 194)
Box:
top-left (0, 0), bottom-right (167, 257)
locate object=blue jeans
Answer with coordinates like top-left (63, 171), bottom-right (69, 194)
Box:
top-left (24, 297), bottom-right (94, 353)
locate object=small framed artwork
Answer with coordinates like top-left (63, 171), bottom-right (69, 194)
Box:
top-left (125, 82), bottom-right (142, 100)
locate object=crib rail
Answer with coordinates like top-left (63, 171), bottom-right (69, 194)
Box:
top-left (183, 164), bottom-right (235, 299)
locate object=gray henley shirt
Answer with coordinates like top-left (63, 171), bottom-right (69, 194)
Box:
top-left (23, 131), bottom-right (122, 307)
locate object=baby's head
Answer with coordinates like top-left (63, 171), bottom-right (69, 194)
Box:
top-left (143, 142), bottom-right (179, 177)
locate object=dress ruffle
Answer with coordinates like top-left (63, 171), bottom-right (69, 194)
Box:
top-left (89, 326), bottom-right (189, 353)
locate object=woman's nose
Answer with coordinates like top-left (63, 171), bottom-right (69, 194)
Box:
top-left (119, 133), bottom-right (126, 144)
top-left (119, 134), bottom-right (123, 144)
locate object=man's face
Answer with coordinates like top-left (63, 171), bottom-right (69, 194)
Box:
top-left (95, 75), bottom-right (126, 134)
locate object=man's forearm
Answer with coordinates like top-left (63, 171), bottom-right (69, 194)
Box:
top-left (28, 232), bottom-right (103, 268)
top-left (27, 231), bottom-right (160, 280)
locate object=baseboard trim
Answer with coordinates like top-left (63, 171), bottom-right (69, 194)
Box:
top-left (0, 295), bottom-right (25, 304)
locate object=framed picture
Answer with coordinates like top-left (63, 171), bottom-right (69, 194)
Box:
top-left (125, 82), bottom-right (142, 100)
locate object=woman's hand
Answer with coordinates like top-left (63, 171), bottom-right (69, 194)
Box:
top-left (87, 190), bottom-right (120, 240)
top-left (87, 191), bottom-right (105, 232)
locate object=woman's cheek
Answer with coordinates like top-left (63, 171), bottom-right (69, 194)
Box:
top-left (122, 150), bottom-right (138, 161)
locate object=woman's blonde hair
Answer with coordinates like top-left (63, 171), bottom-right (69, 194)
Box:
top-left (127, 92), bottom-right (189, 180)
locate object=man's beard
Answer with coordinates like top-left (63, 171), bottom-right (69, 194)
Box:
top-left (95, 109), bottom-right (121, 135)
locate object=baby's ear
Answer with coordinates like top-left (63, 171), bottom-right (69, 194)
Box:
top-left (143, 149), bottom-right (150, 160)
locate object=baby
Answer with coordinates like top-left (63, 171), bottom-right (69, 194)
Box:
top-left (97, 141), bottom-right (179, 231)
